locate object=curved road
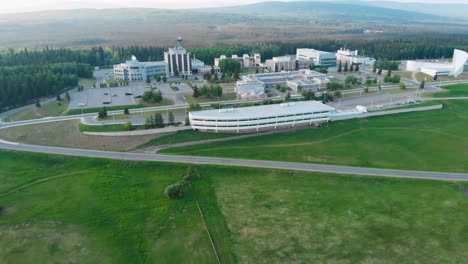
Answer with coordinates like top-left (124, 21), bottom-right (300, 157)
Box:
top-left (0, 140), bottom-right (467, 181)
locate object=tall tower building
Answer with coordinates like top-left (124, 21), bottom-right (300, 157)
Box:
top-left (164, 36), bottom-right (193, 76)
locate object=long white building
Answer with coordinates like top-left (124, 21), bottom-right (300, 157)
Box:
top-left (405, 49), bottom-right (468, 77)
top-left (215, 54), bottom-right (261, 68)
top-left (336, 48), bottom-right (376, 65)
top-left (296, 48), bottom-right (337, 68)
top-left (189, 101), bottom-right (335, 133)
top-left (113, 56), bottom-right (168, 81)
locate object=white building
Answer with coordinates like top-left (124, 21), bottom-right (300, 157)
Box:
top-left (239, 70), bottom-right (329, 91)
top-left (113, 56), bottom-right (168, 81)
top-left (164, 36), bottom-right (193, 76)
top-left (296, 49), bottom-right (337, 68)
top-left (405, 49), bottom-right (468, 77)
top-left (235, 82), bottom-right (267, 99)
top-left (265, 56), bottom-right (297, 72)
top-left (189, 101), bottom-right (335, 133)
top-left (214, 54), bottom-right (261, 68)
top-left (336, 48), bottom-right (376, 65)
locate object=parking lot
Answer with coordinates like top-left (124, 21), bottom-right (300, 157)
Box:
top-left (70, 85), bottom-right (150, 109)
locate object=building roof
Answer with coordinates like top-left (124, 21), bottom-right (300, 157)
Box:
top-left (190, 101), bottom-right (335, 120)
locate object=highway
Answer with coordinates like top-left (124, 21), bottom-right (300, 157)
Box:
top-left (0, 140), bottom-right (467, 181)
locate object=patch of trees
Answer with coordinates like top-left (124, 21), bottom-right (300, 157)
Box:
top-left (375, 59), bottom-right (399, 70)
top-left (142, 89), bottom-right (163, 103)
top-left (384, 75), bottom-right (401, 83)
top-left (164, 167), bottom-right (200, 200)
top-left (192, 84), bottom-right (223, 98)
top-left (344, 76), bottom-right (362, 85)
top-left (0, 62), bottom-right (92, 111)
top-left (218, 58), bottom-right (241, 75)
top-left (144, 113), bottom-right (165, 129)
top-left (327, 82), bottom-right (344, 91)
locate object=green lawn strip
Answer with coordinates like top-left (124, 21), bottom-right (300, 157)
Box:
top-left (67, 99), bottom-right (173, 115)
top-left (434, 83), bottom-right (468, 98)
top-left (78, 123), bottom-right (139, 133)
top-left (8, 101), bottom-right (69, 121)
top-left (371, 100), bottom-right (440, 112)
top-left (137, 130), bottom-right (239, 148)
top-left (162, 100), bottom-right (468, 173)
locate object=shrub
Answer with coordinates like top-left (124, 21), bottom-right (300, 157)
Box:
top-left (183, 167), bottom-right (199, 183)
top-left (124, 121), bottom-right (134, 131)
top-left (165, 182), bottom-right (185, 199)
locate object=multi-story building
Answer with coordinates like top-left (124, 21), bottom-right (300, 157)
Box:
top-left (164, 36), bottom-right (193, 76)
top-left (189, 101), bottom-right (335, 133)
top-left (214, 54), bottom-right (261, 68)
top-left (264, 56), bottom-right (297, 72)
top-left (406, 49), bottom-right (468, 77)
top-left (336, 48), bottom-right (376, 65)
top-left (113, 56), bottom-right (169, 81)
top-left (238, 70), bottom-right (329, 92)
top-left (296, 48), bottom-right (337, 68)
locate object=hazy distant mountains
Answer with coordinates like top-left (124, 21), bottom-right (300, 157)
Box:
top-left (198, 1), bottom-right (453, 22)
top-left (0, 1), bottom-right (466, 48)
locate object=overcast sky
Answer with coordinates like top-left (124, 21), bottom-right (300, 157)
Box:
top-left (1, 0), bottom-right (466, 14)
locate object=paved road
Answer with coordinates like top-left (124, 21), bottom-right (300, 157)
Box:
top-left (0, 140), bottom-right (467, 181)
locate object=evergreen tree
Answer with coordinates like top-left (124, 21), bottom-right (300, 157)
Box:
top-left (420, 80), bottom-right (425, 89)
top-left (65, 91), bottom-right (71, 102)
top-left (168, 111), bottom-right (175, 125)
top-left (355, 64), bottom-right (360, 72)
top-left (337, 61), bottom-right (342, 72)
top-left (378, 68), bottom-right (383, 75)
top-left (124, 107), bottom-right (130, 115)
top-left (387, 69), bottom-right (392, 77)
top-left (193, 87), bottom-right (200, 98)
top-left (35, 100), bottom-right (41, 107)
top-left (154, 113), bottom-right (165, 128)
top-left (349, 64), bottom-right (354, 72)
top-left (344, 61), bottom-right (348, 72)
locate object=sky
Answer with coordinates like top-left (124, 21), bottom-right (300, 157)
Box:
top-left (0, 0), bottom-right (466, 14)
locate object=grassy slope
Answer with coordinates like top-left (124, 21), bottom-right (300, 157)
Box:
top-left (8, 101), bottom-right (69, 121)
top-left (0, 120), bottom-right (155, 151)
top-left (138, 130), bottom-right (239, 148)
top-left (162, 100), bottom-right (468, 173)
top-left (1, 151), bottom-right (468, 263)
top-left (434, 83), bottom-right (468, 98)
top-left (0, 151), bottom-right (219, 264)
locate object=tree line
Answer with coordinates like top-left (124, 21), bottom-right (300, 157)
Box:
top-left (2, 36), bottom-right (466, 68)
top-left (0, 62), bottom-right (92, 110)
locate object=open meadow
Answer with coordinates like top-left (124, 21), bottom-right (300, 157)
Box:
top-left (1, 151), bottom-right (468, 263)
top-left (163, 100), bottom-right (468, 173)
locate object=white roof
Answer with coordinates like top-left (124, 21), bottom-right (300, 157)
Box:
top-left (190, 101), bottom-right (335, 120)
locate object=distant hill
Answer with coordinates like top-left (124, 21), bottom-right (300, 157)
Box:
top-left (197, 1), bottom-right (452, 22)
top-left (0, 2), bottom-right (467, 48)
top-left (360, 1), bottom-right (468, 21)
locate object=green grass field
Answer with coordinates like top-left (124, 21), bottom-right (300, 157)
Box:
top-left (1, 151), bottom-right (468, 263)
top-left (8, 101), bottom-right (69, 121)
top-left (67, 99), bottom-right (173, 115)
top-left (137, 130), bottom-right (239, 148)
top-left (163, 100), bottom-right (468, 173)
top-left (78, 123), bottom-right (135, 133)
top-left (434, 83), bottom-right (468, 98)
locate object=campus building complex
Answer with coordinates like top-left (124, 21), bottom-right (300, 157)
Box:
top-left (189, 101), bottom-right (335, 133)
top-left (296, 48), bottom-right (337, 68)
top-left (114, 36), bottom-right (219, 81)
top-left (113, 56), bottom-right (169, 81)
top-left (236, 69), bottom-right (329, 97)
top-left (214, 54), bottom-right (261, 68)
top-left (405, 49), bottom-right (468, 77)
top-left (335, 48), bottom-right (376, 65)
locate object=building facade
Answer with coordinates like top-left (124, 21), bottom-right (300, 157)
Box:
top-left (189, 101), bottom-right (335, 133)
top-left (265, 56), bottom-right (297, 72)
top-left (405, 49), bottom-right (468, 77)
top-left (164, 36), bottom-right (193, 76)
top-left (113, 56), bottom-right (169, 81)
top-left (238, 70), bottom-right (329, 91)
top-left (335, 48), bottom-right (376, 65)
top-left (215, 54), bottom-right (261, 68)
top-left (296, 48), bottom-right (337, 68)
